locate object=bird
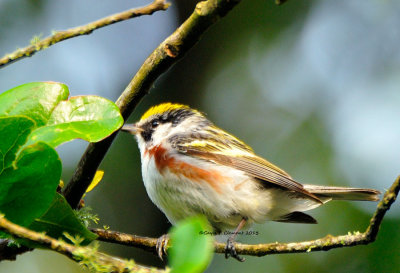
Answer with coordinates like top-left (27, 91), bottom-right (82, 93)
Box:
top-left (121, 102), bottom-right (380, 261)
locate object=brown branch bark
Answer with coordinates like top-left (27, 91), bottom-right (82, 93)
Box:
top-left (91, 229), bottom-right (160, 255)
top-left (63, 0), bottom-right (243, 209)
top-left (0, 0), bottom-right (170, 68)
top-left (92, 176), bottom-right (399, 258)
top-left (0, 215), bottom-right (166, 272)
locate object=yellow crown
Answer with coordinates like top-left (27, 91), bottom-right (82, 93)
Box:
top-left (140, 103), bottom-right (198, 121)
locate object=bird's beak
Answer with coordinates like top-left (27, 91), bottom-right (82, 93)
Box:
top-left (121, 123), bottom-right (142, 135)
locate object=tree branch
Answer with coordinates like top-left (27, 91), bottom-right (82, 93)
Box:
top-left (0, 215), bottom-right (167, 272)
top-left (63, 0), bottom-right (243, 209)
top-left (92, 229), bottom-right (160, 255)
top-left (92, 176), bottom-right (399, 258)
top-left (0, 0), bottom-right (170, 68)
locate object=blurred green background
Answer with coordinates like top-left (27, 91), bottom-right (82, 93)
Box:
top-left (1, 0), bottom-right (399, 272)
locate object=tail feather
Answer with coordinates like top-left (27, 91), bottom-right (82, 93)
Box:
top-left (275, 211), bottom-right (318, 224)
top-left (303, 184), bottom-right (381, 202)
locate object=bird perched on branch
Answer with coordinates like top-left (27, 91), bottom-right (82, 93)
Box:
top-left (122, 103), bottom-right (380, 261)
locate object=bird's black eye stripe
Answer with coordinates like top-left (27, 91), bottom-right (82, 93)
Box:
top-left (140, 109), bottom-right (202, 143)
top-left (142, 109), bottom-right (196, 142)
top-left (158, 109), bottom-right (196, 127)
top-left (151, 119), bottom-right (159, 128)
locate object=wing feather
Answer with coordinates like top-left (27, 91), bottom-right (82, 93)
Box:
top-left (170, 132), bottom-right (322, 203)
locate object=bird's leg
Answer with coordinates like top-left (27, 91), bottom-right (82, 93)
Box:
top-left (225, 217), bottom-right (247, 262)
top-left (156, 234), bottom-right (169, 261)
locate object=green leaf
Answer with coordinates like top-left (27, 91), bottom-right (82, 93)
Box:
top-left (28, 193), bottom-right (97, 246)
top-left (0, 116), bottom-right (36, 174)
top-left (0, 82), bottom-right (69, 126)
top-left (0, 82), bottom-right (123, 148)
top-left (169, 216), bottom-right (214, 273)
top-left (26, 95), bottom-right (124, 147)
top-left (0, 142), bottom-right (61, 234)
top-left (0, 82), bottom-right (121, 243)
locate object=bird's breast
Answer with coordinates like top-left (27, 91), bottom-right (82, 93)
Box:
top-left (139, 145), bottom-right (277, 229)
top-left (144, 145), bottom-right (227, 193)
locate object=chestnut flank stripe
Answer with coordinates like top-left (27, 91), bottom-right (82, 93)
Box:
top-left (147, 145), bottom-right (224, 193)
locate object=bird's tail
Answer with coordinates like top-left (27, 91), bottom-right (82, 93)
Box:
top-left (303, 184), bottom-right (381, 202)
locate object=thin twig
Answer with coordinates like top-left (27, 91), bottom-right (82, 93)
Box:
top-left (0, 215), bottom-right (167, 272)
top-left (63, 0), bottom-right (243, 209)
top-left (0, 0), bottom-right (170, 68)
top-left (92, 176), bottom-right (399, 257)
top-left (92, 229), bottom-right (159, 255)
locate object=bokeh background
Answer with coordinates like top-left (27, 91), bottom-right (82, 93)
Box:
top-left (1, 0), bottom-right (399, 272)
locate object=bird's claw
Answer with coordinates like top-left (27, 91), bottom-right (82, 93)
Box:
top-left (156, 234), bottom-right (169, 261)
top-left (225, 237), bottom-right (245, 262)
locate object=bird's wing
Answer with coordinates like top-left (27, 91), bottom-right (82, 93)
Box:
top-left (170, 129), bottom-right (322, 203)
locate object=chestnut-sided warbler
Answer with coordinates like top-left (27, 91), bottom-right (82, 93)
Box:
top-left (122, 103), bottom-right (380, 261)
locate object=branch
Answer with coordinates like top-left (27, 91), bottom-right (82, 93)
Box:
top-left (92, 229), bottom-right (160, 255)
top-left (0, 0), bottom-right (170, 68)
top-left (63, 0), bottom-right (243, 209)
top-left (0, 215), bottom-right (167, 272)
top-left (92, 176), bottom-right (400, 258)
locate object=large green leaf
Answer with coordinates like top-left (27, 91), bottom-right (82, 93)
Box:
top-left (26, 95), bottom-right (124, 147)
top-left (0, 82), bottom-right (121, 243)
top-left (0, 82), bottom-right (69, 126)
top-left (169, 216), bottom-right (214, 273)
top-left (28, 193), bottom-right (97, 246)
top-left (0, 82), bottom-right (123, 148)
top-left (0, 116), bottom-right (35, 174)
top-left (0, 142), bottom-right (61, 234)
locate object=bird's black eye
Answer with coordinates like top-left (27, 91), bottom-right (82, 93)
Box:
top-left (151, 120), bottom-right (159, 128)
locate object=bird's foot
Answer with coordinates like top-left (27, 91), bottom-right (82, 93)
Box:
top-left (225, 237), bottom-right (245, 262)
top-left (156, 234), bottom-right (169, 261)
